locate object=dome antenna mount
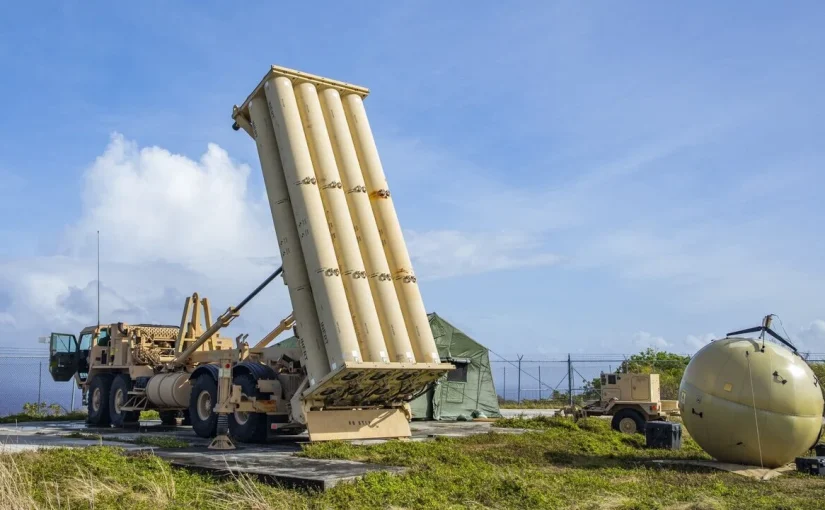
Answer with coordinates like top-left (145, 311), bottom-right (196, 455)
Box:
top-left (726, 314), bottom-right (797, 353)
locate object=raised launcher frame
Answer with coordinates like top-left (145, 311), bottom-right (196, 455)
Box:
top-left (231, 64), bottom-right (455, 442)
top-left (298, 361), bottom-right (451, 440)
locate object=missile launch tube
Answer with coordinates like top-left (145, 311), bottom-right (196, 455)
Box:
top-left (248, 98), bottom-right (330, 385)
top-left (342, 94), bottom-right (440, 364)
top-left (265, 76), bottom-right (362, 369)
top-left (295, 83), bottom-right (389, 363)
top-left (320, 88), bottom-right (415, 363)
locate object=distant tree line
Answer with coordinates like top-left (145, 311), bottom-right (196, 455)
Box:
top-left (500, 347), bottom-right (825, 408)
top-left (580, 348), bottom-right (825, 402)
top-left (580, 348), bottom-right (691, 400)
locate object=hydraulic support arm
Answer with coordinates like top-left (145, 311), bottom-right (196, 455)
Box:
top-left (166, 265), bottom-right (284, 369)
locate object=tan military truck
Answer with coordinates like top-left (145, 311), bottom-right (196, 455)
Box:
top-left (574, 372), bottom-right (668, 433)
top-left (48, 293), bottom-right (235, 428)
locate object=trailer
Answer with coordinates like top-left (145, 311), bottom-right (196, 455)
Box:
top-left (46, 64), bottom-right (454, 448)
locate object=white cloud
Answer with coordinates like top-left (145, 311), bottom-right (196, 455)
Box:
top-left (578, 228), bottom-right (825, 319)
top-left (406, 229), bottom-right (560, 279)
top-left (632, 331), bottom-right (669, 349)
top-left (629, 331), bottom-right (718, 354)
top-left (2, 133), bottom-right (560, 347)
top-left (66, 133), bottom-right (276, 275)
top-left (0, 313), bottom-right (14, 327)
top-left (0, 134), bottom-right (289, 345)
top-left (797, 320), bottom-right (825, 352)
top-left (685, 333), bottom-right (716, 351)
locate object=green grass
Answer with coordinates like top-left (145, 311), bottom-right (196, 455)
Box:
top-left (494, 414), bottom-right (582, 430)
top-left (63, 431), bottom-right (104, 441)
top-left (5, 417), bottom-right (825, 509)
top-left (302, 417), bottom-right (825, 509)
top-left (0, 411), bottom-right (87, 424)
top-left (498, 399), bottom-right (569, 409)
top-left (1, 407), bottom-right (159, 423)
top-left (140, 410), bottom-right (161, 420)
top-left (129, 436), bottom-right (189, 448)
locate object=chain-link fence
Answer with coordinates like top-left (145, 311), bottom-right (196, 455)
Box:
top-left (492, 352), bottom-right (825, 407)
top-left (0, 355), bottom-right (81, 416)
top-left (2, 350), bottom-right (824, 416)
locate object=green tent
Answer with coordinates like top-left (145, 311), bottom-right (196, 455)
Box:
top-left (273, 313), bottom-right (500, 420)
top-left (409, 313), bottom-right (501, 420)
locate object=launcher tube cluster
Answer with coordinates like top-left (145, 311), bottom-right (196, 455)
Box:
top-left (234, 66), bottom-right (441, 391)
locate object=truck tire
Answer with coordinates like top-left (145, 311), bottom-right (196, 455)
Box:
top-left (109, 374), bottom-right (140, 427)
top-left (189, 375), bottom-right (218, 438)
top-left (87, 374), bottom-right (114, 426)
top-left (228, 373), bottom-right (267, 443)
top-left (611, 408), bottom-right (645, 434)
top-left (159, 411), bottom-right (179, 426)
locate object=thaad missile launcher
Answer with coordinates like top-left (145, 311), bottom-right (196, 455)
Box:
top-left (47, 65), bottom-right (453, 446)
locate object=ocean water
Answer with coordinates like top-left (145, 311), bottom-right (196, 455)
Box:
top-left (0, 358), bottom-right (81, 416)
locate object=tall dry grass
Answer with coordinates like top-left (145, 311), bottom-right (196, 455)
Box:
top-left (0, 450), bottom-right (40, 509)
top-left (0, 447), bottom-right (295, 510)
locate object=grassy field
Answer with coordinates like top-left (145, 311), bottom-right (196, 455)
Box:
top-left (1, 416), bottom-right (824, 509)
top-left (498, 399), bottom-right (568, 409)
top-left (0, 411), bottom-right (88, 424)
top-left (0, 409), bottom-right (160, 423)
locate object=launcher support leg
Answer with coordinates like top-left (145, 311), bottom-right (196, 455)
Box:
top-left (209, 354), bottom-right (236, 450)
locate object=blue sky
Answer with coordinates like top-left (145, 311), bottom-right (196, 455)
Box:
top-left (0, 1), bottom-right (823, 356)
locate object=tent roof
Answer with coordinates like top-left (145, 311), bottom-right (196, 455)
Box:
top-left (427, 312), bottom-right (489, 359)
top-left (275, 335), bottom-right (299, 349)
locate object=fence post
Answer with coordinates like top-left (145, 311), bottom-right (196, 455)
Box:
top-left (517, 355), bottom-right (523, 404)
top-left (70, 384), bottom-right (76, 411)
top-left (567, 354), bottom-right (573, 406)
top-left (538, 365), bottom-right (542, 401)
top-left (503, 366), bottom-right (506, 401)
top-left (38, 361), bottom-right (43, 407)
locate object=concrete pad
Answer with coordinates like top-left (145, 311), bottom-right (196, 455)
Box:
top-left (146, 448), bottom-right (406, 491)
top-left (649, 459), bottom-right (796, 480)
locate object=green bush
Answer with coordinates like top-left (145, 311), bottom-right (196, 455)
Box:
top-left (0, 403), bottom-right (86, 423)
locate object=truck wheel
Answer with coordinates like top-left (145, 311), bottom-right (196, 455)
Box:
top-left (159, 411), bottom-right (179, 426)
top-left (229, 373), bottom-right (267, 443)
top-left (189, 376), bottom-right (218, 438)
top-left (611, 409), bottom-right (645, 434)
top-left (87, 374), bottom-right (114, 426)
top-left (109, 374), bottom-right (140, 427)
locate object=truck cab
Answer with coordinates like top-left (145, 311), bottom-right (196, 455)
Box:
top-left (47, 322), bottom-right (186, 424)
top-left (48, 326), bottom-right (100, 384)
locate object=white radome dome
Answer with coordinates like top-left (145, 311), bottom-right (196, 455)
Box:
top-left (679, 337), bottom-right (824, 468)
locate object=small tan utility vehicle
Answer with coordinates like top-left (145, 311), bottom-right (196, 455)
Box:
top-left (572, 372), bottom-right (668, 434)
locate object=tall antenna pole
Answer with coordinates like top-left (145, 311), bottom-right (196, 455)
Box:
top-left (97, 230), bottom-right (100, 328)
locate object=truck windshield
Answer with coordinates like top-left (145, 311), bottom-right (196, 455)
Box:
top-left (79, 333), bottom-right (92, 350)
